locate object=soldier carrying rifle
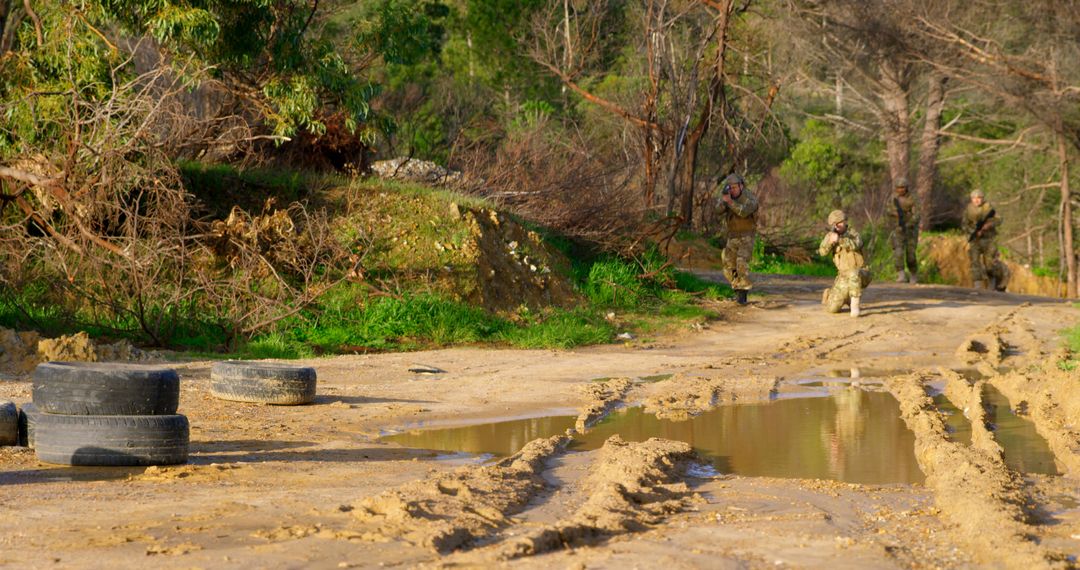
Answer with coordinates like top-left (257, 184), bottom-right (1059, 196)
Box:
top-left (886, 177), bottom-right (920, 284)
top-left (962, 189), bottom-right (1009, 291)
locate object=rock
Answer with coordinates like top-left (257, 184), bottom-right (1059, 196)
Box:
top-left (370, 157), bottom-right (464, 186)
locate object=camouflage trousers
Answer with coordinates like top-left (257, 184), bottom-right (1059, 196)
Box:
top-left (890, 226), bottom-right (919, 273)
top-left (968, 238), bottom-right (1008, 285)
top-left (823, 268), bottom-right (872, 313)
top-left (722, 235), bottom-right (754, 290)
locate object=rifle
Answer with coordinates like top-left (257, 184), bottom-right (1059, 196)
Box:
top-left (968, 209), bottom-right (996, 243)
top-left (893, 197), bottom-right (906, 231)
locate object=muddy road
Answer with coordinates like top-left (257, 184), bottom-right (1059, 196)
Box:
top-left (1, 274), bottom-right (1079, 569)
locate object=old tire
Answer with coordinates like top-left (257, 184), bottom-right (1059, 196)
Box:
top-left (210, 361), bottom-right (317, 405)
top-left (0, 401), bottom-right (16, 446)
top-left (34, 413), bottom-right (189, 466)
top-left (18, 403), bottom-right (39, 449)
top-left (33, 362), bottom-right (180, 416)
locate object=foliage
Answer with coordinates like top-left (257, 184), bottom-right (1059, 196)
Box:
top-left (779, 119), bottom-right (884, 218)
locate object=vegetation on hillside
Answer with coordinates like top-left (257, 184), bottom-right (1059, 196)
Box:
top-left (1, 1), bottom-right (1078, 355)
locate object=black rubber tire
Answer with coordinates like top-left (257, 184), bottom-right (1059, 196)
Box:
top-left (33, 362), bottom-right (180, 416)
top-left (33, 413), bottom-right (189, 466)
top-left (0, 401), bottom-right (16, 446)
top-left (210, 361), bottom-right (317, 405)
top-left (18, 403), bottom-right (39, 449)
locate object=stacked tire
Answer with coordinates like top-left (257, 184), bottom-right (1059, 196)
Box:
top-left (28, 362), bottom-right (189, 466)
top-left (210, 361), bottom-right (317, 405)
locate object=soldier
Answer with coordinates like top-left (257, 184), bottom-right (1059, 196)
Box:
top-left (962, 189), bottom-right (1009, 291)
top-left (715, 173), bottom-right (759, 305)
top-left (819, 210), bottom-right (872, 317)
top-left (886, 177), bottom-right (919, 283)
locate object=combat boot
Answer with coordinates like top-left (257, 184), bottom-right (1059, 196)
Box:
top-left (895, 270), bottom-right (907, 283)
top-left (973, 280), bottom-right (985, 290)
top-left (850, 297), bottom-right (861, 318)
top-left (908, 272), bottom-right (918, 284)
top-left (735, 289), bottom-right (748, 305)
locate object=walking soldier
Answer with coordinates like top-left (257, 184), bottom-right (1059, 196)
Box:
top-left (886, 177), bottom-right (920, 283)
top-left (715, 173), bottom-right (759, 305)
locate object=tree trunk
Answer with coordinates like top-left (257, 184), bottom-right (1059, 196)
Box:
top-left (878, 60), bottom-right (911, 186)
top-left (1058, 130), bottom-right (1077, 297)
top-left (915, 73), bottom-right (947, 230)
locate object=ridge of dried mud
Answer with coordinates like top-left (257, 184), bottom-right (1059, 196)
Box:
top-left (349, 435), bottom-right (568, 553)
top-left (468, 436), bottom-right (699, 561)
top-left (989, 356), bottom-right (1080, 476)
top-left (940, 368), bottom-right (1001, 456)
top-left (575, 377), bottom-right (632, 433)
top-left (887, 373), bottom-right (1064, 569)
top-left (640, 373), bottom-right (778, 421)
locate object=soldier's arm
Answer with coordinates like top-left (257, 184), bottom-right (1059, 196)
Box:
top-left (729, 191), bottom-right (759, 217)
top-left (818, 234), bottom-right (836, 257)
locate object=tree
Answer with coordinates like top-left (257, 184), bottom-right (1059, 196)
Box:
top-left (903, 0), bottom-right (1080, 296)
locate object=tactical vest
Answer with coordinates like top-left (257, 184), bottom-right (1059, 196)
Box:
top-left (727, 211), bottom-right (756, 237)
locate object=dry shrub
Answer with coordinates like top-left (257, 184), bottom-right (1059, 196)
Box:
top-left (0, 53), bottom-right (356, 348)
top-left (456, 119), bottom-right (643, 254)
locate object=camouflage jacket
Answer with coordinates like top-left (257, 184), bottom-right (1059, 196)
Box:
top-left (962, 202), bottom-right (999, 239)
top-left (819, 229), bottom-right (865, 273)
top-left (715, 188), bottom-right (759, 237)
top-left (885, 194), bottom-right (919, 230)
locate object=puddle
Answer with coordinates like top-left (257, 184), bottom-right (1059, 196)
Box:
top-left (983, 384), bottom-right (1059, 475)
top-left (932, 394), bottom-right (973, 445)
top-left (384, 390), bottom-right (925, 485)
top-left (382, 415), bottom-right (576, 457)
top-left (639, 373), bottom-right (674, 383)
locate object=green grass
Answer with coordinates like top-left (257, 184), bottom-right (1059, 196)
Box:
top-left (5, 164), bottom-right (728, 357)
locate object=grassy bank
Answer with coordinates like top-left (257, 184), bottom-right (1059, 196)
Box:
top-left (1, 165), bottom-right (731, 358)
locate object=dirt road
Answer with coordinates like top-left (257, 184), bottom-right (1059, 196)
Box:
top-left (1, 275), bottom-right (1078, 569)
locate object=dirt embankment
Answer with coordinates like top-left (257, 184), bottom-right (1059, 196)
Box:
top-left (923, 234), bottom-right (1065, 297)
top-left (348, 188), bottom-right (578, 313)
top-left (0, 329), bottom-right (142, 377)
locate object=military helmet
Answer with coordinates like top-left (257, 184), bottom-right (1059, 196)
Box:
top-left (970, 189), bottom-right (985, 199)
top-left (894, 176), bottom-right (909, 188)
top-left (722, 173), bottom-right (746, 193)
top-left (828, 210), bottom-right (847, 226)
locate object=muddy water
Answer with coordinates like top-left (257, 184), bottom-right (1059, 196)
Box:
top-left (384, 390), bottom-right (926, 485)
top-left (932, 394), bottom-right (974, 445)
top-left (983, 384), bottom-right (1059, 475)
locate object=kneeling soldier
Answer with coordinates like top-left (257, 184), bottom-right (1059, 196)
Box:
top-left (819, 210), bottom-right (872, 317)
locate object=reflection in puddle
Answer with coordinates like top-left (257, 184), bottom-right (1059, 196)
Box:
top-left (983, 384), bottom-right (1059, 475)
top-left (384, 391), bottom-right (925, 485)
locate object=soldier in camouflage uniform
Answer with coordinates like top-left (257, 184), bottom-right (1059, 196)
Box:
top-left (962, 189), bottom-right (1009, 291)
top-left (886, 177), bottom-right (920, 283)
top-left (715, 173), bottom-right (759, 305)
top-left (819, 210), bottom-right (872, 317)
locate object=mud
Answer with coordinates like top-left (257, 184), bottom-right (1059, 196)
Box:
top-left (940, 368), bottom-right (1001, 456)
top-left (350, 435), bottom-right (567, 553)
top-left (989, 355), bottom-right (1080, 475)
top-left (575, 377), bottom-right (632, 433)
top-left (886, 373), bottom-right (1061, 568)
top-left (640, 373), bottom-right (778, 421)
top-left (1, 275), bottom-right (1078, 568)
top-left (491, 436), bottom-right (696, 559)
